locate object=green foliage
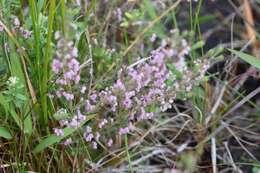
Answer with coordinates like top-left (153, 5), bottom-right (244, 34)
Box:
top-left (4, 76), bottom-right (27, 108)
top-left (33, 115), bottom-right (95, 154)
top-left (177, 153), bottom-right (197, 172)
top-left (252, 165), bottom-right (260, 173)
top-left (120, 9), bottom-right (143, 28)
top-left (228, 49), bottom-right (260, 69)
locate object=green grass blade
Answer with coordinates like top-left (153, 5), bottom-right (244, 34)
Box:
top-left (41, 0), bottom-right (56, 129)
top-left (228, 49), bottom-right (260, 69)
top-left (28, 0), bottom-right (41, 75)
top-left (61, 0), bottom-right (66, 34)
top-left (125, 135), bottom-right (133, 173)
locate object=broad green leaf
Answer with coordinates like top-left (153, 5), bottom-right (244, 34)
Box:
top-left (228, 49), bottom-right (260, 69)
top-left (8, 42), bottom-right (32, 135)
top-left (33, 115), bottom-right (95, 154)
top-left (0, 126), bottom-right (12, 139)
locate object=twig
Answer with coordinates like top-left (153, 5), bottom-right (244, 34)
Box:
top-left (211, 137), bottom-right (217, 173)
top-left (223, 141), bottom-right (243, 173)
top-left (222, 86), bottom-right (260, 118)
top-left (243, 0), bottom-right (256, 48)
top-left (206, 82), bottom-right (227, 125)
top-left (221, 121), bottom-right (258, 162)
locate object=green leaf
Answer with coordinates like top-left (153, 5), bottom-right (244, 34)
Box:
top-left (33, 115), bottom-right (95, 154)
top-left (120, 21), bottom-right (129, 27)
top-left (228, 49), bottom-right (260, 69)
top-left (252, 166), bottom-right (260, 173)
top-left (125, 12), bottom-right (133, 19)
top-left (207, 46), bottom-right (224, 57)
top-left (198, 15), bottom-right (216, 24)
top-left (0, 93), bottom-right (21, 128)
top-left (0, 126), bottom-right (12, 139)
top-left (191, 41), bottom-right (205, 51)
top-left (7, 42), bottom-right (33, 135)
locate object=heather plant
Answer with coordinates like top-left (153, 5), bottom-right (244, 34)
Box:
top-left (49, 28), bottom-right (211, 153)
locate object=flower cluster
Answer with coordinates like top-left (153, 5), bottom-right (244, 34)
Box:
top-left (13, 17), bottom-right (32, 39)
top-left (51, 30), bottom-right (210, 150)
top-left (0, 17), bottom-right (31, 39)
top-left (51, 32), bottom-right (80, 102)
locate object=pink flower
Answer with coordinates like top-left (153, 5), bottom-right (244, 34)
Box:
top-left (151, 51), bottom-right (165, 65)
top-left (90, 93), bottom-right (97, 102)
top-left (59, 120), bottom-right (68, 126)
top-left (125, 91), bottom-right (135, 98)
top-left (64, 138), bottom-right (72, 146)
top-left (92, 141), bottom-right (97, 149)
top-left (119, 127), bottom-right (129, 135)
top-left (164, 48), bottom-right (177, 57)
top-left (52, 59), bottom-right (63, 74)
top-left (75, 74), bottom-right (80, 84)
top-left (98, 119), bottom-right (108, 129)
top-left (13, 18), bottom-right (20, 27)
top-left (64, 70), bottom-right (75, 80)
top-left (68, 58), bottom-right (79, 71)
top-left (174, 57), bottom-right (187, 72)
top-left (0, 24), bottom-right (4, 32)
top-left (71, 47), bottom-right (78, 57)
top-left (69, 118), bottom-right (80, 128)
top-left (19, 27), bottom-right (31, 39)
top-left (113, 79), bottom-right (125, 91)
top-left (123, 98), bottom-right (132, 109)
top-left (63, 92), bottom-right (74, 101)
top-left (107, 138), bottom-right (113, 147)
top-left (53, 128), bottom-right (64, 136)
top-left (95, 132), bottom-right (101, 141)
top-left (114, 8), bottom-right (122, 21)
top-left (150, 33), bottom-right (157, 42)
top-left (85, 100), bottom-right (94, 112)
top-left (84, 133), bottom-right (94, 142)
top-left (76, 110), bottom-right (86, 122)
